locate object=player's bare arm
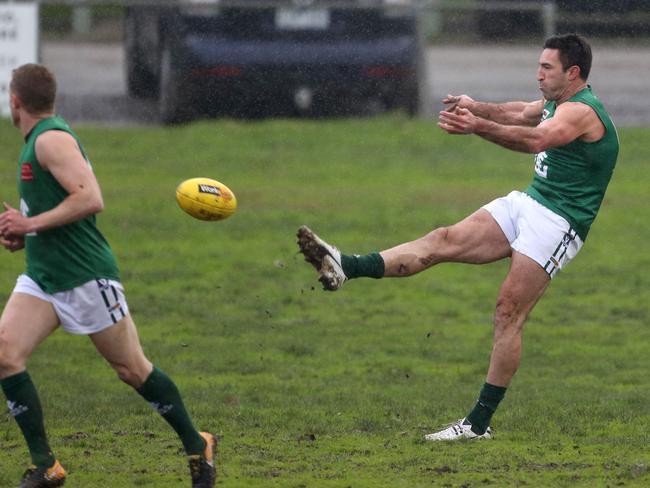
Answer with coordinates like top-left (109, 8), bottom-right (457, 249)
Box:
top-left (438, 101), bottom-right (603, 153)
top-left (0, 131), bottom-right (104, 237)
top-left (443, 94), bottom-right (543, 127)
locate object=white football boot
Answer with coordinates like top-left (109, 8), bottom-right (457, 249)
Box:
top-left (297, 225), bottom-right (347, 291)
top-left (424, 418), bottom-right (492, 441)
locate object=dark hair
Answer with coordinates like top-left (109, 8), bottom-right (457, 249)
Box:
top-left (543, 34), bottom-right (592, 80)
top-left (10, 64), bottom-right (57, 114)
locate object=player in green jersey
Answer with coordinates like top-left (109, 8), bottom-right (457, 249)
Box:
top-left (0, 64), bottom-right (216, 488)
top-left (298, 34), bottom-right (618, 440)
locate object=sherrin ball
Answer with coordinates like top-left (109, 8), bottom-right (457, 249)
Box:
top-left (175, 177), bottom-right (237, 221)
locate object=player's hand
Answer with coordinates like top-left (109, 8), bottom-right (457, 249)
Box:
top-left (438, 107), bottom-right (480, 135)
top-left (442, 94), bottom-right (475, 113)
top-left (0, 233), bottom-right (25, 252)
top-left (0, 202), bottom-right (33, 237)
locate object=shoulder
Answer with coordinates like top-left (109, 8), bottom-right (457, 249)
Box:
top-left (556, 101), bottom-right (596, 115)
top-left (549, 101), bottom-right (599, 128)
top-left (552, 102), bottom-right (604, 142)
top-left (34, 130), bottom-right (83, 170)
top-left (35, 129), bottom-right (77, 148)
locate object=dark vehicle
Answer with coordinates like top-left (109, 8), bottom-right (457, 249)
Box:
top-left (124, 0), bottom-right (421, 123)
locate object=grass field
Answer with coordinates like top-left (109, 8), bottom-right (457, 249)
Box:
top-left (0, 115), bottom-right (649, 487)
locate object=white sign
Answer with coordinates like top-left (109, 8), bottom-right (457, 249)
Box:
top-left (275, 8), bottom-right (330, 30)
top-left (0, 3), bottom-right (39, 118)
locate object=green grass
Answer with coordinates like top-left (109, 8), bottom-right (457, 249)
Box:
top-left (0, 116), bottom-right (649, 487)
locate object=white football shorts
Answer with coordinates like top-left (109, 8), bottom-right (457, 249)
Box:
top-left (13, 275), bottom-right (130, 335)
top-left (482, 190), bottom-right (584, 278)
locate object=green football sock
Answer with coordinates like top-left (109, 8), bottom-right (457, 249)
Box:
top-left (136, 366), bottom-right (206, 455)
top-left (341, 252), bottom-right (385, 279)
top-left (1, 371), bottom-right (56, 468)
top-left (466, 382), bottom-right (507, 435)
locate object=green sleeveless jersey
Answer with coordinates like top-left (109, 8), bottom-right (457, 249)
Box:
top-left (524, 86), bottom-right (619, 241)
top-left (17, 116), bottom-right (119, 293)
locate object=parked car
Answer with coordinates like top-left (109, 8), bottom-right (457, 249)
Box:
top-left (124, 0), bottom-right (421, 123)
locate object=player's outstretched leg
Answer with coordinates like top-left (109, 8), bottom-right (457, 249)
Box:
top-left (297, 225), bottom-right (347, 291)
top-left (188, 432), bottom-right (217, 488)
top-left (297, 226), bottom-right (386, 290)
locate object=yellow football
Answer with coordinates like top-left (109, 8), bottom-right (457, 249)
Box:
top-left (175, 177), bottom-right (237, 221)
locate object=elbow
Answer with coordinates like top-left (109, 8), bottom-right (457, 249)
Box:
top-left (89, 195), bottom-right (104, 215)
top-left (93, 199), bottom-right (105, 215)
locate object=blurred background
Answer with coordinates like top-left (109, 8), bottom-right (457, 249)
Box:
top-left (2, 0), bottom-right (649, 126)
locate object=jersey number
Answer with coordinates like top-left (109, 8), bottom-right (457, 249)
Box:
top-left (534, 151), bottom-right (549, 179)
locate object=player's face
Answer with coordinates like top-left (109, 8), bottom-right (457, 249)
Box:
top-left (537, 49), bottom-right (570, 101)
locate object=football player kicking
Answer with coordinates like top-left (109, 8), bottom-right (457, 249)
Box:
top-left (298, 34), bottom-right (618, 441)
top-left (0, 64), bottom-right (216, 487)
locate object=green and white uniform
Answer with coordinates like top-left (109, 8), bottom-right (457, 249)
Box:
top-left (18, 116), bottom-right (119, 292)
top-left (483, 86), bottom-right (619, 277)
top-left (13, 116), bottom-right (128, 333)
top-left (525, 86), bottom-right (619, 242)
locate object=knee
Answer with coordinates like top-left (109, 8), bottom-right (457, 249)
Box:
top-left (414, 227), bottom-right (451, 266)
top-left (494, 296), bottom-right (526, 335)
top-left (423, 226), bottom-right (451, 246)
top-left (0, 337), bottom-right (25, 378)
top-left (112, 361), bottom-right (151, 388)
top-left (113, 363), bottom-right (135, 385)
